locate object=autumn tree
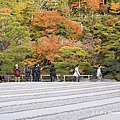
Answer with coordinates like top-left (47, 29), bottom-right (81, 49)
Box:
top-left (24, 35), bottom-right (65, 67)
top-left (32, 11), bottom-right (82, 41)
top-left (0, 0), bottom-right (37, 26)
top-left (29, 11), bottom-right (82, 66)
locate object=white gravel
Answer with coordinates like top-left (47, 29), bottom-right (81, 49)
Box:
top-left (0, 82), bottom-right (120, 120)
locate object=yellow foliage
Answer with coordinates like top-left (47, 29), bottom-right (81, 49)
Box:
top-left (23, 58), bottom-right (39, 67)
top-left (110, 2), bottom-right (120, 14)
top-left (13, 2), bottom-right (26, 14)
top-left (12, 2), bottom-right (26, 20)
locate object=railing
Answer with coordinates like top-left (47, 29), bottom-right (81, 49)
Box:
top-left (1, 74), bottom-right (93, 82)
top-left (2, 75), bottom-right (33, 82)
top-left (63, 75), bottom-right (93, 82)
top-left (1, 75), bottom-right (61, 82)
top-left (40, 75), bottom-right (61, 81)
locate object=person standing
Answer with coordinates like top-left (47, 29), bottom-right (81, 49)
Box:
top-left (13, 64), bottom-right (21, 82)
top-left (73, 64), bottom-right (80, 82)
top-left (25, 64), bottom-right (31, 82)
top-left (36, 64), bottom-right (43, 82)
top-left (32, 64), bottom-right (38, 82)
top-left (97, 65), bottom-right (102, 81)
top-left (50, 64), bottom-right (56, 82)
top-left (36, 64), bottom-right (40, 82)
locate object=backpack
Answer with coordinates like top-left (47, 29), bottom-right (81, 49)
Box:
top-left (94, 69), bottom-right (97, 77)
top-left (73, 68), bottom-right (75, 74)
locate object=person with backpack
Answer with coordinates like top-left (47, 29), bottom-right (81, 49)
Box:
top-left (13, 64), bottom-right (21, 82)
top-left (25, 64), bottom-right (31, 82)
top-left (94, 69), bottom-right (97, 78)
top-left (73, 64), bottom-right (80, 82)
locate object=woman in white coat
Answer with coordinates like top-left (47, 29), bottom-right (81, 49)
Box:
top-left (73, 64), bottom-right (80, 82)
top-left (97, 65), bottom-right (102, 81)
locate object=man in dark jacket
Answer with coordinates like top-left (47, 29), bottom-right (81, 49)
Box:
top-left (32, 64), bottom-right (38, 82)
top-left (25, 64), bottom-right (31, 82)
top-left (50, 64), bottom-right (56, 82)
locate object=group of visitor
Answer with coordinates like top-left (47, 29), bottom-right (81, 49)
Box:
top-left (13, 63), bottom-right (102, 82)
top-left (13, 63), bottom-right (56, 82)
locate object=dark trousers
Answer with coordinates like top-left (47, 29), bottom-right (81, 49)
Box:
top-left (37, 76), bottom-right (40, 82)
top-left (33, 76), bottom-right (38, 82)
top-left (51, 76), bottom-right (55, 82)
top-left (73, 76), bottom-right (79, 82)
top-left (26, 76), bottom-right (30, 82)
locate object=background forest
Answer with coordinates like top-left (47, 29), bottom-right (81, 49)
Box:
top-left (0, 0), bottom-right (120, 81)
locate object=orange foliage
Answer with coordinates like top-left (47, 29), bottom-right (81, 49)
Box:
top-left (43, 29), bottom-right (56, 36)
top-left (32, 11), bottom-right (82, 40)
top-left (31, 11), bottom-right (82, 64)
top-left (105, 18), bottom-right (119, 26)
top-left (32, 35), bottom-right (65, 62)
top-left (99, 4), bottom-right (108, 12)
top-left (32, 11), bottom-right (61, 29)
top-left (72, 2), bottom-right (79, 8)
top-left (87, 0), bottom-right (100, 11)
top-left (71, 0), bottom-right (104, 13)
top-left (0, 8), bottom-right (12, 14)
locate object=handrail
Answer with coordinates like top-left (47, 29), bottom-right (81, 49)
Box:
top-left (63, 75), bottom-right (93, 82)
top-left (1, 75), bottom-right (61, 82)
top-left (40, 75), bottom-right (60, 80)
top-left (1, 74), bottom-right (93, 82)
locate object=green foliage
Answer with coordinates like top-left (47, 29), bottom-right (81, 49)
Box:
top-left (114, 21), bottom-right (120, 31)
top-left (54, 55), bottom-right (63, 62)
top-left (0, 0), bottom-right (119, 80)
top-left (103, 59), bottom-right (120, 81)
top-left (0, 0), bottom-right (15, 9)
top-left (55, 22), bottom-right (72, 39)
top-left (52, 60), bottom-right (91, 75)
top-left (92, 23), bottom-right (104, 37)
top-left (51, 46), bottom-right (90, 75)
top-left (53, 61), bottom-right (76, 74)
top-left (59, 46), bottom-right (88, 60)
top-left (0, 15), bottom-right (30, 48)
top-left (0, 14), bottom-right (32, 75)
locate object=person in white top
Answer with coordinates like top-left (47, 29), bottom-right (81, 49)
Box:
top-left (97, 65), bottom-right (102, 81)
top-left (73, 64), bottom-right (80, 82)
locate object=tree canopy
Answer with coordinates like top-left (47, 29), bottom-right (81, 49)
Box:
top-left (0, 0), bottom-right (120, 80)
